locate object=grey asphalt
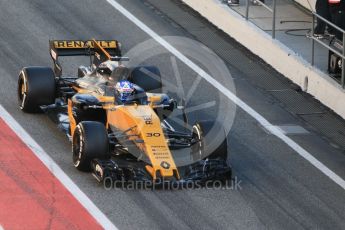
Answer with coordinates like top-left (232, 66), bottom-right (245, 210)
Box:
top-left (0, 0), bottom-right (345, 229)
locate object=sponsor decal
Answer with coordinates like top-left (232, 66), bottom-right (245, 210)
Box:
top-left (146, 132), bottom-right (161, 137)
top-left (53, 40), bottom-right (117, 49)
top-left (145, 120), bottom-right (153, 125)
top-left (151, 145), bottom-right (169, 159)
top-left (160, 161), bottom-right (170, 169)
top-left (143, 115), bottom-right (153, 125)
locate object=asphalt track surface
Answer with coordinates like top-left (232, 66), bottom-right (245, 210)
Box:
top-left (0, 0), bottom-right (345, 229)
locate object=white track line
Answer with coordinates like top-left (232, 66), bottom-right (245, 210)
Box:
top-left (106, 0), bottom-right (345, 190)
top-left (0, 105), bottom-right (118, 230)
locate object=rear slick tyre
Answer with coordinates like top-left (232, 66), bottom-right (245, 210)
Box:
top-left (17, 67), bottom-right (56, 113)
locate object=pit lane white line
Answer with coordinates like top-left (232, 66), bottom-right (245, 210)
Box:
top-left (106, 0), bottom-right (345, 190)
top-left (0, 105), bottom-right (118, 230)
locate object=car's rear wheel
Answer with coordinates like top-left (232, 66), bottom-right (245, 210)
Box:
top-left (72, 121), bottom-right (110, 172)
top-left (191, 120), bottom-right (228, 161)
top-left (17, 67), bottom-right (56, 113)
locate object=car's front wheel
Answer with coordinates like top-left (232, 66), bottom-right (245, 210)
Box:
top-left (72, 121), bottom-right (110, 171)
top-left (191, 120), bottom-right (228, 161)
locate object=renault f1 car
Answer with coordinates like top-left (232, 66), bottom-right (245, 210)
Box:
top-left (17, 39), bottom-right (231, 186)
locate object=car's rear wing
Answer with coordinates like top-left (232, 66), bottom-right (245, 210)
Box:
top-left (49, 39), bottom-right (122, 77)
top-left (49, 40), bottom-right (121, 58)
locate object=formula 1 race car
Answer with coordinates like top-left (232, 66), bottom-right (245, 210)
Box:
top-left (17, 39), bottom-right (231, 186)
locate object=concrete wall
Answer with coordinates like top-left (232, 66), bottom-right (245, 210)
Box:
top-left (182, 0), bottom-right (345, 119)
top-left (294, 0), bottom-right (315, 11)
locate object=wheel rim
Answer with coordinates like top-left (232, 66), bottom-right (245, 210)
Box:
top-left (18, 75), bottom-right (27, 109)
top-left (192, 125), bottom-right (203, 157)
top-left (73, 132), bottom-right (82, 167)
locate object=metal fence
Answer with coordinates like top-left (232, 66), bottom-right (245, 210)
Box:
top-left (242, 0), bottom-right (345, 87)
top-left (310, 12), bottom-right (345, 87)
top-left (245, 0), bottom-right (277, 38)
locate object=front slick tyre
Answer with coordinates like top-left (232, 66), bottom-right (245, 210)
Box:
top-left (72, 121), bottom-right (110, 172)
top-left (192, 120), bottom-right (228, 161)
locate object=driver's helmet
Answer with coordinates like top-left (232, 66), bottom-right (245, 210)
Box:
top-left (115, 80), bottom-right (135, 103)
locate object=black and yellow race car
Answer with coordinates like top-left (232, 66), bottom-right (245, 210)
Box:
top-left (17, 39), bottom-right (231, 186)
